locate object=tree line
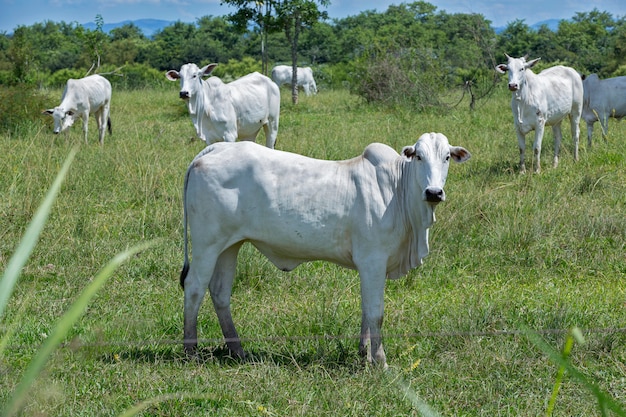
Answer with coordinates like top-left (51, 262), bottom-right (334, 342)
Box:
top-left (1, 1), bottom-right (625, 105)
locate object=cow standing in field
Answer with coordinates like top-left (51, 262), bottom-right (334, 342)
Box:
top-left (581, 73), bottom-right (626, 147)
top-left (271, 65), bottom-right (318, 96)
top-left (179, 133), bottom-right (471, 367)
top-left (166, 63), bottom-right (280, 148)
top-left (496, 55), bottom-right (583, 173)
top-left (43, 74), bottom-right (112, 145)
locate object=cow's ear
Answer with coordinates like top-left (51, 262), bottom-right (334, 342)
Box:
top-left (401, 145), bottom-right (416, 160)
top-left (165, 70), bottom-right (180, 81)
top-left (495, 64), bottom-right (508, 74)
top-left (526, 58), bottom-right (541, 68)
top-left (42, 109), bottom-right (53, 116)
top-left (449, 146), bottom-right (471, 163)
top-left (201, 63), bottom-right (219, 77)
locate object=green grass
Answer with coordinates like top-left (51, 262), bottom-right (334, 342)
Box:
top-left (1, 85), bottom-right (625, 416)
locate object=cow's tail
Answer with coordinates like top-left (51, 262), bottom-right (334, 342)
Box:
top-left (107, 117), bottom-right (112, 135)
top-left (180, 163), bottom-right (192, 289)
top-left (180, 146), bottom-right (217, 289)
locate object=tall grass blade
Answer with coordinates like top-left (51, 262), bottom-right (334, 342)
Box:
top-left (0, 146), bottom-right (78, 319)
top-left (545, 328), bottom-right (582, 417)
top-left (523, 325), bottom-right (626, 417)
top-left (2, 240), bottom-right (157, 417)
top-left (389, 371), bottom-right (443, 417)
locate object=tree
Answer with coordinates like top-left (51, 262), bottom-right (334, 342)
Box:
top-left (224, 0), bottom-right (276, 75)
top-left (274, 0), bottom-right (329, 103)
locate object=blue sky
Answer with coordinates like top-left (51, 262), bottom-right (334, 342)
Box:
top-left (2, 0), bottom-right (626, 33)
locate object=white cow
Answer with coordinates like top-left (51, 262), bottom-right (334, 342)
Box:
top-left (166, 63), bottom-right (280, 148)
top-left (496, 55), bottom-right (583, 173)
top-left (43, 74), bottom-right (112, 145)
top-left (581, 73), bottom-right (626, 147)
top-left (271, 65), bottom-right (318, 96)
top-left (179, 133), bottom-right (471, 366)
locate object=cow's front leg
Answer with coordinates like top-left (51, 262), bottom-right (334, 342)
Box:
top-left (81, 113), bottom-right (90, 144)
top-left (516, 129), bottom-right (527, 174)
top-left (358, 269), bottom-right (387, 367)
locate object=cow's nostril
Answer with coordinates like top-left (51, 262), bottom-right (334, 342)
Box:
top-left (425, 188), bottom-right (445, 203)
top-left (180, 91), bottom-right (190, 99)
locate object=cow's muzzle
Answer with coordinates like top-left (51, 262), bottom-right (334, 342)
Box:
top-left (424, 187), bottom-right (445, 203)
top-left (179, 91), bottom-right (190, 99)
top-left (508, 84), bottom-right (518, 92)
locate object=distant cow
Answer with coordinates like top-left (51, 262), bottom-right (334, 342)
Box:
top-left (581, 73), bottom-right (626, 147)
top-left (43, 74), bottom-right (112, 145)
top-left (271, 65), bottom-right (318, 96)
top-left (166, 63), bottom-right (280, 148)
top-left (496, 55), bottom-right (583, 173)
top-left (179, 133), bottom-right (471, 366)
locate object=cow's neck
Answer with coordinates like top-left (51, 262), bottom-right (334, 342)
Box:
top-left (387, 159), bottom-right (433, 278)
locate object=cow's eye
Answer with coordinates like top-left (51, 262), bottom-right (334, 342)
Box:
top-left (416, 155), bottom-right (422, 161)
top-left (445, 155), bottom-right (450, 162)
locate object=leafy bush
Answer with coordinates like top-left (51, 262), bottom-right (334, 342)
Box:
top-left (108, 62), bottom-right (169, 89)
top-left (210, 57), bottom-right (263, 82)
top-left (350, 46), bottom-right (446, 111)
top-left (45, 68), bottom-right (89, 88)
top-left (0, 84), bottom-right (49, 134)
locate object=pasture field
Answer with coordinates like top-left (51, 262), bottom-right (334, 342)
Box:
top-left (1, 85), bottom-right (625, 416)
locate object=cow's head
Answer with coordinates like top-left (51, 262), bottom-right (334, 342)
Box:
top-left (401, 132), bottom-right (471, 205)
top-left (495, 54), bottom-right (541, 92)
top-left (166, 63), bottom-right (218, 100)
top-left (42, 107), bottom-right (76, 134)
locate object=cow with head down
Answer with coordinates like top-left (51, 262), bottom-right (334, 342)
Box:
top-left (179, 132), bottom-right (471, 367)
top-left (43, 74), bottom-right (112, 145)
top-left (271, 65), bottom-right (318, 96)
top-left (166, 63), bottom-right (280, 148)
top-left (496, 55), bottom-right (583, 173)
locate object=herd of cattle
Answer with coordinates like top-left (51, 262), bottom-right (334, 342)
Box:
top-left (40, 57), bottom-right (623, 366)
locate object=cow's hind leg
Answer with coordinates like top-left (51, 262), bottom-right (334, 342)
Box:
top-left (264, 117), bottom-right (279, 149)
top-left (183, 252), bottom-right (219, 357)
top-left (94, 108), bottom-right (105, 145)
top-left (551, 123), bottom-right (563, 168)
top-left (209, 243), bottom-right (245, 359)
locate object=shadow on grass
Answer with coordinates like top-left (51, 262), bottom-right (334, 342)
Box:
top-left (98, 341), bottom-right (366, 370)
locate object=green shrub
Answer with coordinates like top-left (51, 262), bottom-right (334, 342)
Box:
top-left (0, 84), bottom-right (49, 134)
top-left (350, 46), bottom-right (446, 110)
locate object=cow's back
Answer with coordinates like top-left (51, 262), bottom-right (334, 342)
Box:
top-left (523, 66), bottom-right (583, 125)
top-left (64, 75), bottom-right (111, 111)
top-left (583, 74), bottom-right (626, 120)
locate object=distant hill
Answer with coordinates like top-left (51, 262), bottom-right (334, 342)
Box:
top-left (82, 18), bottom-right (177, 37)
top-left (493, 18), bottom-right (562, 34)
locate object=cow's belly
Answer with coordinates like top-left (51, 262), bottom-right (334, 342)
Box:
top-left (249, 229), bottom-right (355, 272)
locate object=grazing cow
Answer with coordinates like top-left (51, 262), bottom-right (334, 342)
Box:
top-left (179, 133), bottom-right (471, 366)
top-left (271, 65), bottom-right (318, 96)
top-left (581, 73), bottom-right (626, 147)
top-left (43, 74), bottom-right (112, 145)
top-left (496, 55), bottom-right (583, 173)
top-left (166, 63), bottom-right (280, 148)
